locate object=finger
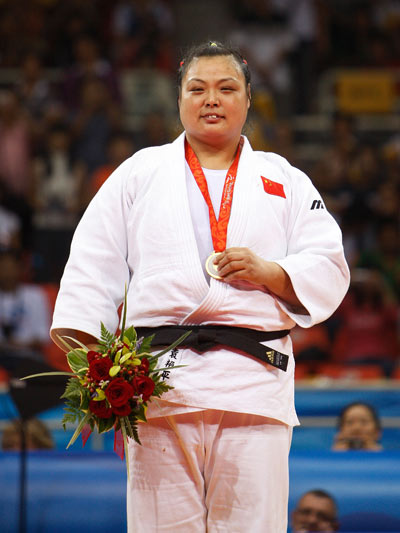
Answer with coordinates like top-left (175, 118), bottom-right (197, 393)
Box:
top-left (219, 262), bottom-right (250, 279)
top-left (223, 268), bottom-right (250, 282)
top-left (215, 251), bottom-right (248, 269)
top-left (215, 247), bottom-right (250, 263)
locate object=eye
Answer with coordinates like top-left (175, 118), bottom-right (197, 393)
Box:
top-left (190, 87), bottom-right (203, 92)
top-left (221, 87), bottom-right (234, 92)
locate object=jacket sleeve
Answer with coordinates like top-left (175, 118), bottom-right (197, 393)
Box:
top-left (51, 157), bottom-right (135, 339)
top-left (273, 159), bottom-right (350, 328)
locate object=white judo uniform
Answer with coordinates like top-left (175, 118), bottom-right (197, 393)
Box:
top-left (51, 132), bottom-right (350, 532)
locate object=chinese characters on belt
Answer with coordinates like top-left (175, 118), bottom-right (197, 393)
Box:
top-left (161, 348), bottom-right (178, 381)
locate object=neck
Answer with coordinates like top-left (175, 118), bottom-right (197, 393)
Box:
top-left (186, 134), bottom-right (241, 170)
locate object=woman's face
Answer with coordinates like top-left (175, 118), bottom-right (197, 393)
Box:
top-left (340, 405), bottom-right (380, 446)
top-left (179, 55), bottom-right (250, 149)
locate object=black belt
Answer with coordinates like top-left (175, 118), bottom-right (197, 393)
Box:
top-left (135, 325), bottom-right (290, 371)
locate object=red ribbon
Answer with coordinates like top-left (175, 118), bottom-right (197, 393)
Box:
top-left (81, 424), bottom-right (92, 447)
top-left (185, 137), bottom-right (243, 252)
top-left (114, 428), bottom-right (124, 460)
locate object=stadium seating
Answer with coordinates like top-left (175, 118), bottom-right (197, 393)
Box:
top-left (1, 450), bottom-right (400, 533)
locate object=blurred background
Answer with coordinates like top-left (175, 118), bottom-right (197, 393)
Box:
top-left (0, 1), bottom-right (399, 532)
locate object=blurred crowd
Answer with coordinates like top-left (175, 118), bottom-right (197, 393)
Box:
top-left (0, 0), bottom-right (399, 379)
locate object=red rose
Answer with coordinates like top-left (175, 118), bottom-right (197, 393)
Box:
top-left (112, 403), bottom-right (132, 416)
top-left (89, 357), bottom-right (113, 381)
top-left (105, 377), bottom-right (134, 407)
top-left (138, 357), bottom-right (149, 374)
top-left (132, 375), bottom-right (155, 402)
top-left (87, 350), bottom-right (100, 363)
top-left (89, 399), bottom-right (112, 419)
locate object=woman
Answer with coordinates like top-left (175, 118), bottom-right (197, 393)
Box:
top-left (51, 42), bottom-right (350, 532)
top-left (333, 402), bottom-right (382, 451)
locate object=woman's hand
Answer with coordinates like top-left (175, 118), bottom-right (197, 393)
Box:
top-left (214, 247), bottom-right (304, 309)
top-left (214, 247), bottom-right (270, 285)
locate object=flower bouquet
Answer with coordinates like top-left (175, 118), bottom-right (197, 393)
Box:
top-left (22, 299), bottom-right (189, 474)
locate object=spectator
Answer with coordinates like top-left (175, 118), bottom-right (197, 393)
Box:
top-left (0, 182), bottom-right (21, 249)
top-left (0, 90), bottom-right (33, 201)
top-left (357, 222), bottom-right (400, 302)
top-left (16, 51), bottom-right (50, 116)
top-left (0, 208), bottom-right (21, 250)
top-left (228, 0), bottom-right (295, 116)
top-left (273, 0), bottom-right (319, 114)
top-left (15, 50), bottom-right (63, 153)
top-left (291, 489), bottom-right (339, 532)
top-left (134, 111), bottom-right (174, 151)
top-left (1, 417), bottom-right (54, 451)
top-left (0, 247), bottom-right (50, 362)
top-left (87, 131), bottom-right (135, 202)
top-left (70, 77), bottom-right (122, 175)
top-left (331, 268), bottom-right (398, 377)
top-left (109, 0), bottom-right (175, 71)
top-left (332, 402), bottom-right (382, 451)
top-left (62, 33), bottom-right (120, 113)
top-left (31, 123), bottom-right (85, 283)
top-left (47, 2), bottom-right (102, 68)
top-left (311, 114), bottom-right (359, 234)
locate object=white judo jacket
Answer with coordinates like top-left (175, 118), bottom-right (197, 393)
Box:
top-left (51, 133), bottom-right (350, 425)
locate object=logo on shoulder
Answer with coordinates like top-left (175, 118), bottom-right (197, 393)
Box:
top-left (310, 199), bottom-right (325, 210)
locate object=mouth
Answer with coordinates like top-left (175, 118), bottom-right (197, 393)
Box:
top-left (202, 113), bottom-right (224, 121)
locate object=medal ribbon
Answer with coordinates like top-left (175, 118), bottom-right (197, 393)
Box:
top-left (185, 137), bottom-right (244, 252)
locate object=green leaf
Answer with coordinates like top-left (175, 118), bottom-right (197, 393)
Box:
top-left (124, 415), bottom-right (134, 438)
top-left (147, 331), bottom-right (191, 363)
top-left (20, 371), bottom-right (76, 380)
top-left (80, 389), bottom-right (90, 410)
top-left (123, 325), bottom-right (137, 345)
top-left (114, 349), bottom-right (122, 364)
top-left (119, 352), bottom-right (133, 365)
top-left (119, 284), bottom-right (128, 341)
top-left (120, 418), bottom-right (130, 477)
top-left (109, 365), bottom-right (121, 377)
top-left (99, 322), bottom-right (117, 351)
top-left (61, 377), bottom-right (81, 400)
top-left (137, 335), bottom-right (154, 354)
top-left (66, 412), bottom-right (92, 449)
top-left (56, 335), bottom-right (87, 356)
top-left (150, 364), bottom-right (187, 374)
top-left (135, 403), bottom-right (147, 423)
top-left (98, 416), bottom-right (115, 434)
top-left (61, 336), bottom-right (90, 352)
top-left (61, 411), bottom-right (78, 430)
top-left (62, 396), bottom-right (85, 430)
top-left (63, 397), bottom-right (81, 412)
top-left (67, 350), bottom-right (88, 373)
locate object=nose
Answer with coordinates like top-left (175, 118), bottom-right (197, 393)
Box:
top-left (205, 90), bottom-right (219, 107)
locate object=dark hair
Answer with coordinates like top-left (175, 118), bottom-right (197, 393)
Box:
top-left (177, 40), bottom-right (251, 90)
top-left (337, 402), bottom-right (381, 432)
top-left (304, 489), bottom-right (337, 506)
top-left (297, 489), bottom-right (338, 523)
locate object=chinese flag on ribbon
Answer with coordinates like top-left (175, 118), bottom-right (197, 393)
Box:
top-left (261, 176), bottom-right (286, 198)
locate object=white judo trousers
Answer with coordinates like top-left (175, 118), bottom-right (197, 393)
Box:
top-left (127, 410), bottom-right (292, 533)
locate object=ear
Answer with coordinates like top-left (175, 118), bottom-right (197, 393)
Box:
top-left (247, 84), bottom-right (251, 109)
